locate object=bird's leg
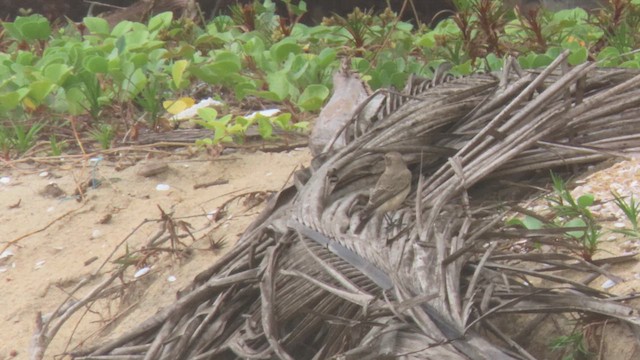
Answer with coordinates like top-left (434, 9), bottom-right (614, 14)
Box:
top-left (383, 213), bottom-right (403, 231)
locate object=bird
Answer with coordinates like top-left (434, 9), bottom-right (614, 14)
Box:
top-left (355, 152), bottom-right (412, 233)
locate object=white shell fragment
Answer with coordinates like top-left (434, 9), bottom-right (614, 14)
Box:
top-left (34, 260), bottom-right (46, 269)
top-left (0, 249), bottom-right (14, 260)
top-left (0, 176), bottom-right (10, 184)
top-left (172, 97), bottom-right (224, 121)
top-left (245, 108), bottom-right (281, 119)
top-left (39, 171), bottom-right (49, 177)
top-left (156, 184), bottom-right (170, 191)
top-left (91, 229), bottom-right (102, 239)
top-left (134, 267), bottom-right (151, 278)
top-left (601, 279), bottom-right (616, 289)
top-left (167, 275), bottom-right (177, 282)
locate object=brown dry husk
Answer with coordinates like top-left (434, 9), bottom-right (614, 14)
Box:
top-left (48, 53), bottom-right (640, 359)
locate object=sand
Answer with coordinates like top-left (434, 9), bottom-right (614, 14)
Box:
top-left (0, 148), bottom-right (311, 359)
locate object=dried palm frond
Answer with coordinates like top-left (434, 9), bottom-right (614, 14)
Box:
top-left (70, 53), bottom-right (640, 359)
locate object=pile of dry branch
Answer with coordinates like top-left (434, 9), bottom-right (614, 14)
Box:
top-left (44, 52), bottom-right (640, 359)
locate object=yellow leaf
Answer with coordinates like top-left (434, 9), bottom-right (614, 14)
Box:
top-left (22, 97), bottom-right (37, 111)
top-left (163, 97), bottom-right (196, 114)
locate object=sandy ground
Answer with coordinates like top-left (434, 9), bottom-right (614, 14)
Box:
top-left (1, 148), bottom-right (640, 359)
top-left (0, 148), bottom-right (311, 359)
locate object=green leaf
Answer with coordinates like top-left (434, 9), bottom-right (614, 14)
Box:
top-left (577, 194), bottom-right (594, 208)
top-left (111, 21), bottom-right (133, 37)
top-left (115, 36), bottom-right (127, 54)
top-left (620, 60), bottom-right (640, 69)
top-left (172, 60), bottom-right (189, 88)
top-left (596, 47), bottom-right (621, 65)
top-left (271, 40), bottom-right (302, 63)
top-left (257, 116), bottom-right (273, 139)
top-left (545, 47), bottom-right (563, 59)
top-left (247, 90), bottom-right (283, 102)
top-left (568, 47), bottom-right (587, 66)
top-left (197, 107), bottom-right (218, 122)
top-left (523, 216), bottom-right (544, 230)
top-left (84, 17), bottom-right (110, 35)
top-left (218, 114), bottom-right (233, 126)
top-left (129, 53), bottom-right (149, 68)
top-left (17, 15), bottom-right (51, 41)
top-left (352, 58), bottom-right (370, 73)
top-left (565, 218), bottom-right (587, 239)
top-left (316, 48), bottom-right (337, 68)
top-left (148, 12), bottom-right (173, 32)
top-left (209, 60), bottom-right (241, 74)
top-left (211, 122), bottom-right (229, 143)
top-left (83, 55), bottom-right (109, 73)
top-left (296, 84), bottom-right (329, 111)
top-left (64, 87), bottom-right (87, 115)
top-left (123, 29), bottom-right (151, 49)
top-left (233, 81), bottom-right (257, 100)
top-left (0, 92), bottom-right (21, 112)
top-left (43, 63), bottom-right (72, 85)
top-left (242, 36), bottom-right (266, 56)
top-left (2, 22), bottom-right (21, 41)
top-left (189, 66), bottom-right (215, 84)
top-left (122, 68), bottom-right (147, 98)
top-left (288, 55), bottom-right (310, 80)
top-left (518, 53), bottom-right (535, 69)
top-left (16, 51), bottom-right (35, 65)
top-left (506, 218), bottom-right (525, 227)
top-left (273, 113), bottom-right (292, 130)
top-left (29, 80), bottom-right (55, 102)
top-left (485, 53), bottom-right (503, 71)
top-left (267, 71), bottom-right (293, 100)
top-left (533, 54), bottom-right (553, 68)
top-left (416, 33), bottom-right (436, 48)
top-left (236, 116), bottom-right (251, 128)
top-left (293, 121), bottom-right (309, 131)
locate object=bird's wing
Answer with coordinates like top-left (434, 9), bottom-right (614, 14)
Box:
top-left (367, 169), bottom-right (412, 210)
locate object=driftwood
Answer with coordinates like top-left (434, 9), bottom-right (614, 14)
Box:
top-left (58, 53), bottom-right (640, 359)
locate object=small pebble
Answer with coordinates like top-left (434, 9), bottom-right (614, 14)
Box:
top-left (167, 275), bottom-right (177, 282)
top-left (0, 177), bottom-right (10, 184)
top-left (207, 209), bottom-right (219, 221)
top-left (138, 162), bottom-right (169, 177)
top-left (156, 184), bottom-right (170, 191)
